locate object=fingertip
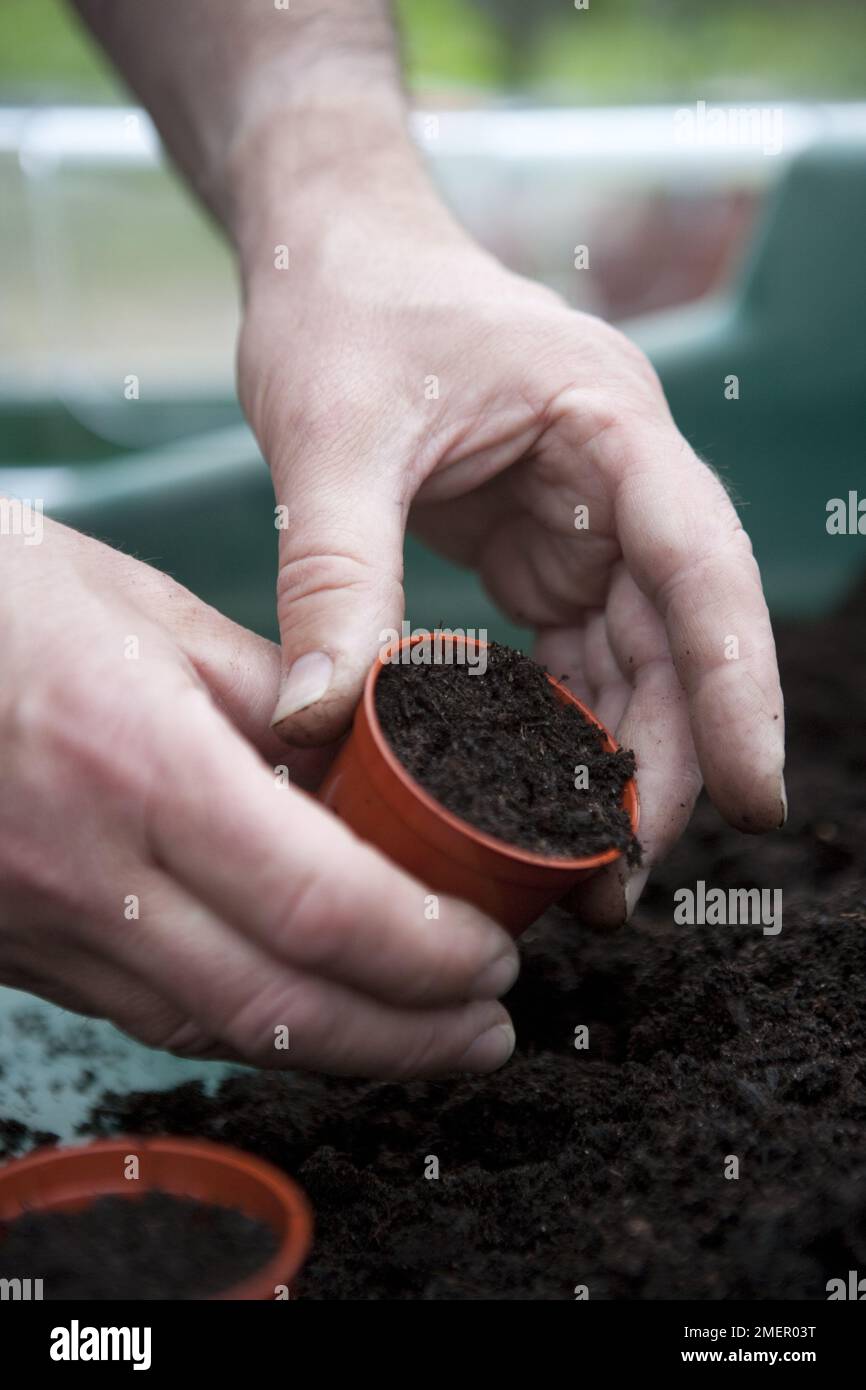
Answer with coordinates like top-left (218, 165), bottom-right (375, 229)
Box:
top-left (271, 693), bottom-right (355, 747)
top-left (270, 648), bottom-right (376, 748)
top-left (454, 1020), bottom-right (516, 1074)
top-left (470, 946), bottom-right (520, 1000)
top-left (563, 864), bottom-right (630, 930)
top-left (271, 651), bottom-right (333, 723)
top-left (715, 777), bottom-right (787, 835)
top-left (624, 866), bottom-right (651, 920)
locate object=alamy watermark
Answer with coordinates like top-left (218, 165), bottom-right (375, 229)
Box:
top-left (0, 496), bottom-right (44, 545)
top-left (674, 880), bottom-right (782, 936)
top-left (674, 101), bottom-right (784, 157)
top-left (1, 1276), bottom-right (43, 1300)
top-left (378, 623), bottom-right (488, 674)
top-left (50, 1321), bottom-right (151, 1370)
top-left (827, 1270), bottom-right (866, 1299)
top-left (826, 490), bottom-right (866, 535)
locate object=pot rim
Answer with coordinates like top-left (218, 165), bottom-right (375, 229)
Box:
top-left (364, 632), bottom-right (640, 872)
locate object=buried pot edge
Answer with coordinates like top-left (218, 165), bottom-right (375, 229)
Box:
top-left (0, 1137), bottom-right (313, 1301)
top-left (318, 634), bottom-right (639, 935)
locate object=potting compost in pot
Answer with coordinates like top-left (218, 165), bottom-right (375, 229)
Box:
top-left (55, 582), bottom-right (864, 1300)
top-left (375, 641), bottom-right (641, 861)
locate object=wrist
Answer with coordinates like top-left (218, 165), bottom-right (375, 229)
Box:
top-left (228, 101), bottom-right (469, 293)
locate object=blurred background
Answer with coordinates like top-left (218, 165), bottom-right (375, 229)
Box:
top-left (1, 0), bottom-right (865, 642)
top-left (4, 0), bottom-right (866, 104)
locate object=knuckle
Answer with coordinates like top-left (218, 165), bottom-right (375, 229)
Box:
top-left (281, 849), bottom-right (454, 1005)
top-left (573, 315), bottom-right (666, 400)
top-left (604, 323), bottom-right (663, 389)
top-left (214, 974), bottom-right (315, 1065)
top-left (277, 866), bottom-right (351, 976)
top-left (275, 548), bottom-right (384, 616)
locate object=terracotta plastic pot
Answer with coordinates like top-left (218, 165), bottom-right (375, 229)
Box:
top-left (319, 634), bottom-right (639, 935)
top-left (0, 1137), bottom-right (312, 1301)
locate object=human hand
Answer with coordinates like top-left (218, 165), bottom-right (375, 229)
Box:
top-left (68, 0), bottom-right (782, 928)
top-left (0, 519), bottom-right (517, 1075)
top-left (237, 171), bottom-right (785, 928)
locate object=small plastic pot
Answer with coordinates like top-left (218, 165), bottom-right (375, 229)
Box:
top-left (0, 1137), bottom-right (312, 1301)
top-left (319, 634), bottom-right (639, 935)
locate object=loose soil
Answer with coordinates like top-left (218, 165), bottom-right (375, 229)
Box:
top-left (375, 641), bottom-right (640, 861)
top-left (7, 579), bottom-right (866, 1300)
top-left (0, 1118), bottom-right (58, 1161)
top-left (0, 1191), bottom-right (277, 1300)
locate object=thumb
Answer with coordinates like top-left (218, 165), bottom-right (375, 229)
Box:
top-left (270, 462), bottom-right (406, 746)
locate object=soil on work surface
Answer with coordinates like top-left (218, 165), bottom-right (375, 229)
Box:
top-left (20, 577), bottom-right (866, 1298)
top-left (0, 1117), bottom-right (58, 1161)
top-left (375, 640), bottom-right (640, 862)
top-left (0, 1191), bottom-right (277, 1300)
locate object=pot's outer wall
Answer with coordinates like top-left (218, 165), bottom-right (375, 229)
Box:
top-left (319, 640), bottom-right (639, 936)
top-left (320, 743), bottom-right (594, 932)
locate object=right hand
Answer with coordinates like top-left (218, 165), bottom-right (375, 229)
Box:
top-left (0, 516), bottom-right (517, 1077)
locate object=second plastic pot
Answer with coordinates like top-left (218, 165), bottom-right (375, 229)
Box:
top-left (319, 634), bottom-right (639, 935)
top-left (0, 1137), bottom-right (313, 1300)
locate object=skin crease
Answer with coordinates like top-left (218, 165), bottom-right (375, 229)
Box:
top-left (0, 1), bottom-right (785, 1077)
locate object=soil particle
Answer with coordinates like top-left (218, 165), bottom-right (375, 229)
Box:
top-left (0, 1118), bottom-right (58, 1162)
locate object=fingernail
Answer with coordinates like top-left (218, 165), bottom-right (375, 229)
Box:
top-left (779, 774), bottom-right (788, 827)
top-left (272, 652), bottom-right (333, 726)
top-left (625, 867), bottom-right (650, 921)
top-left (471, 949), bottom-right (520, 1000)
top-left (456, 1022), bottom-right (515, 1073)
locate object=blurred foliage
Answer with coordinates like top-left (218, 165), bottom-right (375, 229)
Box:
top-left (528, 0), bottom-right (866, 100)
top-left (0, 0), bottom-right (120, 98)
top-left (0, 0), bottom-right (864, 100)
top-left (405, 0), bottom-right (866, 97)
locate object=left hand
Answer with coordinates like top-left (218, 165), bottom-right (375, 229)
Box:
top-left (237, 188), bottom-right (785, 928)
